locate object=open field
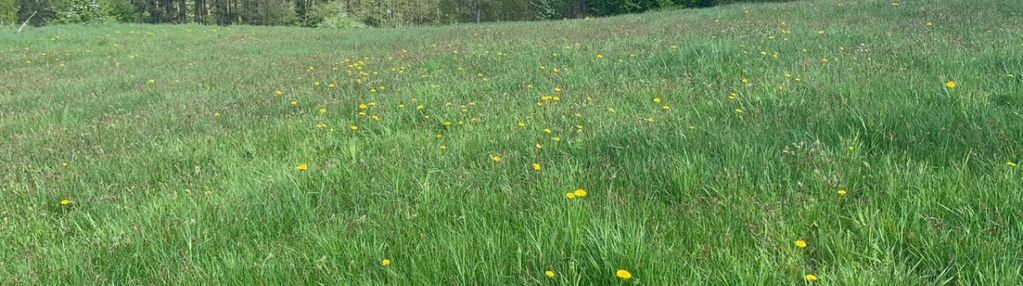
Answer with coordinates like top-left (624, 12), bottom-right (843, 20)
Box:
top-left (2, 0), bottom-right (1022, 284)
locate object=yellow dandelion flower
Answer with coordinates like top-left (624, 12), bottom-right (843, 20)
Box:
top-left (439, 144), bottom-right (447, 150)
top-left (728, 92), bottom-right (738, 100)
top-left (838, 188), bottom-right (848, 196)
top-left (574, 188), bottom-right (587, 198)
top-left (296, 163), bottom-right (309, 172)
top-left (315, 123), bottom-right (328, 129)
top-left (532, 163), bottom-right (542, 172)
top-left (416, 105), bottom-right (425, 110)
top-left (616, 269), bottom-right (633, 280)
top-left (945, 81), bottom-right (957, 89)
top-left (554, 87), bottom-right (562, 93)
top-left (596, 54), bottom-right (604, 59)
top-left (517, 122), bottom-right (526, 128)
top-left (653, 97), bottom-right (662, 104)
top-left (662, 105), bottom-right (670, 111)
top-left (492, 155), bottom-right (502, 162)
top-left (214, 112), bottom-right (221, 118)
top-left (1008, 162), bottom-right (1018, 168)
top-left (646, 117), bottom-right (656, 123)
top-left (350, 124), bottom-right (359, 131)
top-left (565, 192), bottom-right (576, 199)
top-left (274, 89), bottom-right (283, 96)
top-left (735, 108), bottom-right (745, 114)
top-left (551, 136), bottom-right (561, 142)
top-left (545, 270), bottom-right (555, 278)
top-left (795, 239), bottom-right (807, 248)
top-left (290, 100), bottom-right (298, 107)
top-left (60, 199), bottom-right (72, 206)
top-left (805, 274), bottom-right (818, 282)
top-left (535, 143), bottom-right (543, 150)
top-left (543, 128), bottom-right (553, 134)
top-left (319, 108), bottom-right (327, 114)
top-left (359, 104), bottom-right (368, 110)
top-left (381, 259), bottom-right (391, 267)
top-left (314, 81), bottom-right (321, 86)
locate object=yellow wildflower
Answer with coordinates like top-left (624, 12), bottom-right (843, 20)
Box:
top-left (296, 163), bottom-right (308, 172)
top-left (805, 274), bottom-right (818, 282)
top-left (795, 239), bottom-right (807, 248)
top-left (381, 259), bottom-right (391, 267)
top-left (616, 269), bottom-right (632, 280)
top-left (545, 270), bottom-right (555, 278)
top-left (574, 188), bottom-right (587, 198)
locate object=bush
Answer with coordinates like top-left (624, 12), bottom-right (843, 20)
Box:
top-left (54, 0), bottom-right (113, 24)
top-left (308, 1), bottom-right (365, 29)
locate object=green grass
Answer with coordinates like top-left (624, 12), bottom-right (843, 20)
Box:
top-left (2, 0), bottom-right (1023, 284)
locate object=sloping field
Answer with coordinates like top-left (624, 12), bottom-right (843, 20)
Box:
top-left (1, 0), bottom-right (1022, 284)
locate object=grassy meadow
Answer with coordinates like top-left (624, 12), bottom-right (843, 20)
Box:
top-left (2, 0), bottom-right (1023, 284)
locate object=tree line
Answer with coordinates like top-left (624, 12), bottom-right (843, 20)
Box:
top-left (1, 0), bottom-right (784, 28)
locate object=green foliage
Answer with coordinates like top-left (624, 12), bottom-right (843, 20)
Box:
top-left (238, 0), bottom-right (297, 26)
top-left (16, 0), bottom-right (59, 25)
top-left (53, 0), bottom-right (112, 24)
top-left (101, 0), bottom-right (136, 22)
top-left (0, 0), bottom-right (16, 25)
top-left (12, 0), bottom-right (794, 27)
top-left (307, 1), bottom-right (364, 28)
top-left (531, 0), bottom-right (564, 20)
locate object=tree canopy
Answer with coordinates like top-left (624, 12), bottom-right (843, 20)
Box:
top-left (2, 0), bottom-right (785, 27)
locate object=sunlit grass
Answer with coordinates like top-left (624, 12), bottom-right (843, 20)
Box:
top-left (1, 0), bottom-right (1022, 284)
